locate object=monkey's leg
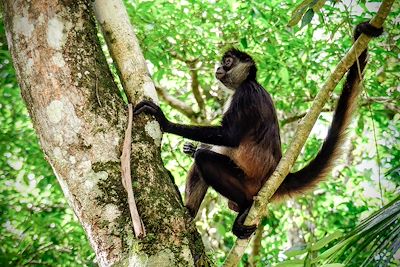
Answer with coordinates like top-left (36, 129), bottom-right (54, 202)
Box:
top-left (185, 164), bottom-right (208, 217)
top-left (194, 149), bottom-right (257, 239)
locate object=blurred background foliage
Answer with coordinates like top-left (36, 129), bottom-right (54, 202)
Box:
top-left (0, 0), bottom-right (399, 266)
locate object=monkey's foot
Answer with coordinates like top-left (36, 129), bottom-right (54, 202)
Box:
top-left (232, 221), bottom-right (257, 239)
top-left (232, 209), bottom-right (257, 239)
top-left (354, 22), bottom-right (383, 40)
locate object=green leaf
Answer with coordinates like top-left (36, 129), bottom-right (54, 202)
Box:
top-left (274, 259), bottom-right (304, 267)
top-left (311, 231), bottom-right (343, 251)
top-left (356, 115), bottom-right (365, 134)
top-left (288, 0), bottom-right (314, 27)
top-left (279, 67), bottom-right (289, 84)
top-left (240, 37), bottom-right (248, 49)
top-left (285, 244), bottom-right (307, 257)
top-left (301, 9), bottom-right (314, 28)
top-left (317, 239), bottom-right (352, 260)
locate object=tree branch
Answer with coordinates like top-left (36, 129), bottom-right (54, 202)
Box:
top-left (223, 1), bottom-right (394, 265)
top-left (249, 223), bottom-right (264, 267)
top-left (93, 0), bottom-right (157, 104)
top-left (282, 96), bottom-right (399, 126)
top-left (363, 96), bottom-right (400, 113)
top-left (188, 62), bottom-right (206, 113)
top-left (168, 52), bottom-right (206, 114)
top-left (93, 0), bottom-right (206, 264)
top-left (281, 108), bottom-right (334, 126)
top-left (155, 86), bottom-right (199, 121)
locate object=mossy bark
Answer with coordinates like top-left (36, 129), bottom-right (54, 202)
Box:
top-left (2, 0), bottom-right (205, 266)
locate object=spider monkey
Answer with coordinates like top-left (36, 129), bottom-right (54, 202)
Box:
top-left (133, 22), bottom-right (383, 239)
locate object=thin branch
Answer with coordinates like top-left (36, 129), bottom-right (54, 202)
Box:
top-left (155, 85), bottom-right (199, 121)
top-left (282, 108), bottom-right (334, 126)
top-left (363, 96), bottom-right (400, 114)
top-left (168, 52), bottom-right (206, 114)
top-left (188, 62), bottom-right (206, 113)
top-left (282, 97), bottom-right (399, 126)
top-left (94, 0), bottom-right (149, 240)
top-left (165, 136), bottom-right (189, 174)
top-left (249, 223), bottom-right (264, 267)
top-left (169, 50), bottom-right (198, 65)
top-left (223, 1), bottom-right (394, 265)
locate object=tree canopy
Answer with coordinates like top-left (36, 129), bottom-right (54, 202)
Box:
top-left (0, 0), bottom-right (398, 266)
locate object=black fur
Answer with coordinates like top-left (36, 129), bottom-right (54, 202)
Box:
top-left (276, 22), bottom-right (383, 196)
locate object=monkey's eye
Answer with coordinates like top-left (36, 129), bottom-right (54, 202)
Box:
top-left (225, 57), bottom-right (233, 67)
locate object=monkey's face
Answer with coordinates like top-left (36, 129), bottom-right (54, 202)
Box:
top-left (216, 50), bottom-right (255, 90)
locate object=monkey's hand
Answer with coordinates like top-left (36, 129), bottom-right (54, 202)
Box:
top-left (183, 142), bottom-right (197, 158)
top-left (133, 100), bottom-right (170, 130)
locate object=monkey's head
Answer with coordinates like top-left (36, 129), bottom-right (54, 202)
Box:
top-left (216, 49), bottom-right (257, 90)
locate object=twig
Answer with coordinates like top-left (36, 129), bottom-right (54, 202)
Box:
top-left (188, 62), bottom-right (206, 114)
top-left (364, 92), bottom-right (384, 207)
top-left (249, 222), bottom-right (264, 267)
top-left (281, 107), bottom-right (334, 126)
top-left (222, 1), bottom-right (394, 265)
top-left (281, 96), bottom-right (399, 126)
top-left (165, 136), bottom-right (189, 173)
top-left (155, 85), bottom-right (199, 122)
top-left (121, 104), bottom-right (145, 238)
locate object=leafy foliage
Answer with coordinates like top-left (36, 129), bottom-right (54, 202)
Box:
top-left (0, 0), bottom-right (399, 266)
top-left (276, 196), bottom-right (400, 266)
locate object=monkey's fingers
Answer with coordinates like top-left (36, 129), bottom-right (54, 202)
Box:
top-left (141, 100), bottom-right (160, 109)
top-left (133, 100), bottom-right (159, 114)
top-left (183, 142), bottom-right (197, 155)
top-left (133, 100), bottom-right (148, 112)
top-left (133, 105), bottom-right (158, 116)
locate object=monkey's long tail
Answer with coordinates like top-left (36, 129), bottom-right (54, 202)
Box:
top-left (275, 23), bottom-right (382, 197)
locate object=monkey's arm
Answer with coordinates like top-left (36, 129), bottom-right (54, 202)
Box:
top-left (133, 100), bottom-right (239, 147)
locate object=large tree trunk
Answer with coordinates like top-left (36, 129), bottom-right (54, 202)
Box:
top-left (2, 0), bottom-right (205, 266)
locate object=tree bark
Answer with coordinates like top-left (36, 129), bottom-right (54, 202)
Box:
top-left (2, 0), bottom-right (204, 266)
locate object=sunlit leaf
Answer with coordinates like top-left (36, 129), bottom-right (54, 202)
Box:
top-left (301, 9), bottom-right (314, 29)
top-left (240, 37), bottom-right (248, 49)
top-left (288, 0), bottom-right (314, 27)
top-left (274, 259), bottom-right (304, 267)
top-left (311, 231), bottom-right (343, 251)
